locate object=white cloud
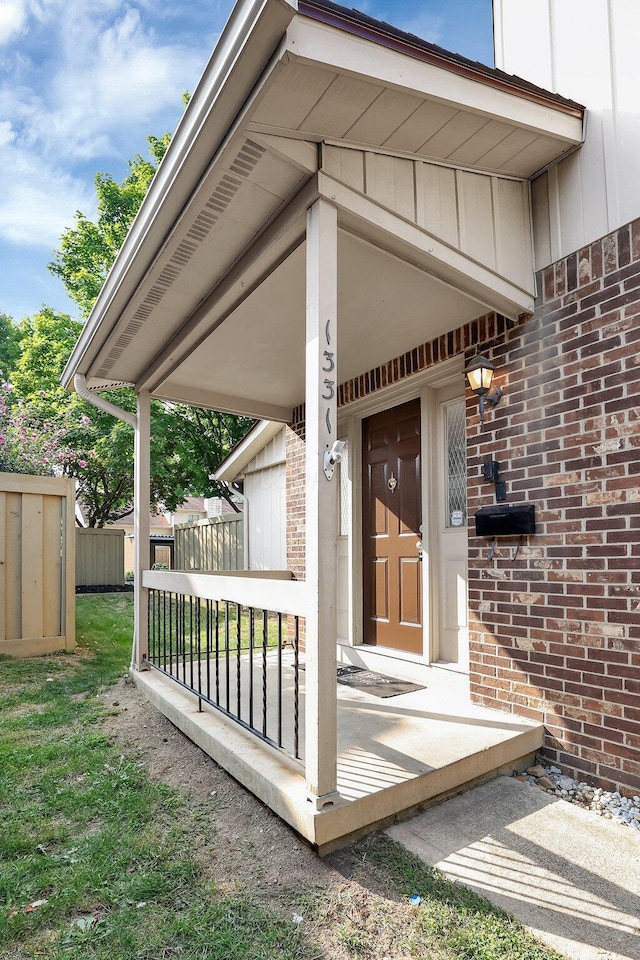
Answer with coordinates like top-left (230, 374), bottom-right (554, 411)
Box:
top-left (2, 1), bottom-right (208, 162)
top-left (0, 0), bottom-right (209, 255)
top-left (43, 6), bottom-right (196, 158)
top-left (0, 119), bottom-right (15, 145)
top-left (0, 0), bottom-right (27, 45)
top-left (0, 0), bottom-right (218, 261)
top-left (0, 139), bottom-right (94, 247)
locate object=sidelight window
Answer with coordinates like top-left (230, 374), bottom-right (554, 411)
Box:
top-left (445, 400), bottom-right (466, 527)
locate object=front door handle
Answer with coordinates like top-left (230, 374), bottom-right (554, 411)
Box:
top-left (416, 539), bottom-right (423, 561)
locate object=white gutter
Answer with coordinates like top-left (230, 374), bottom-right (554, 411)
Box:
top-left (74, 374), bottom-right (137, 429)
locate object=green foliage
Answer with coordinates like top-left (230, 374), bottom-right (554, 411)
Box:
top-left (12, 308), bottom-right (81, 400)
top-left (49, 135), bottom-right (171, 318)
top-left (0, 303), bottom-right (250, 524)
top-left (0, 380), bottom-right (71, 476)
top-left (0, 313), bottom-right (21, 374)
top-left (0, 309), bottom-right (137, 523)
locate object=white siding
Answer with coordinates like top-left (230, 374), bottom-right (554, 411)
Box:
top-left (494, 0), bottom-right (640, 267)
top-left (243, 428), bottom-right (286, 570)
top-left (245, 429), bottom-right (285, 471)
top-left (323, 145), bottom-right (534, 294)
top-left (337, 537), bottom-right (350, 642)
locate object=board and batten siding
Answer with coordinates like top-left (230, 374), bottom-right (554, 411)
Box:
top-left (174, 515), bottom-right (243, 571)
top-left (0, 473), bottom-right (75, 657)
top-left (494, 0), bottom-right (640, 269)
top-left (321, 144), bottom-right (534, 295)
top-left (243, 428), bottom-right (286, 571)
top-left (76, 528), bottom-right (125, 587)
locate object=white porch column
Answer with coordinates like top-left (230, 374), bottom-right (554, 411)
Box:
top-left (132, 390), bottom-right (151, 670)
top-left (305, 197), bottom-right (340, 809)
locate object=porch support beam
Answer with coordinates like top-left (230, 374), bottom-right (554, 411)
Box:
top-left (304, 197), bottom-right (340, 810)
top-left (132, 389), bottom-right (151, 671)
top-left (152, 381), bottom-right (292, 423)
top-left (317, 171), bottom-right (535, 319)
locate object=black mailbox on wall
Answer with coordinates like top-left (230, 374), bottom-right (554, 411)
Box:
top-left (475, 503), bottom-right (536, 537)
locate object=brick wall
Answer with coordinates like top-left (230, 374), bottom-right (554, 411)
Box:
top-left (285, 412), bottom-right (306, 580)
top-left (468, 218), bottom-right (640, 795)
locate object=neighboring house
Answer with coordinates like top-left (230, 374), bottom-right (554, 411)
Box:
top-left (164, 496), bottom-right (209, 527)
top-left (108, 510), bottom-right (173, 572)
top-left (62, 0), bottom-right (640, 849)
top-left (214, 420), bottom-right (286, 571)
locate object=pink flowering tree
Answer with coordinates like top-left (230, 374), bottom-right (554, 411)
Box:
top-left (0, 377), bottom-right (73, 476)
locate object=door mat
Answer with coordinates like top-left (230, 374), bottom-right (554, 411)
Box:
top-left (336, 665), bottom-right (425, 698)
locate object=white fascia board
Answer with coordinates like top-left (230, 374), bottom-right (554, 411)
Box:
top-left (214, 420), bottom-right (284, 481)
top-left (285, 16), bottom-right (584, 144)
top-left (62, 0), bottom-right (298, 390)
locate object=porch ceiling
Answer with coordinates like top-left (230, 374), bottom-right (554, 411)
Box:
top-left (157, 230), bottom-right (485, 417)
top-left (249, 16), bottom-right (583, 181)
top-left (63, 0), bottom-right (584, 414)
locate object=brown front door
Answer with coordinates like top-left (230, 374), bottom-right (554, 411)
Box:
top-left (362, 398), bottom-right (422, 653)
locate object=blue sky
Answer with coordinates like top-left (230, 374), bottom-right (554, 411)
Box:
top-left (0, 0), bottom-right (493, 323)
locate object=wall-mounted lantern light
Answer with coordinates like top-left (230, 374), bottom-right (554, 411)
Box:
top-left (464, 354), bottom-right (503, 424)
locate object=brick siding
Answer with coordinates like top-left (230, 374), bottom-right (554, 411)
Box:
top-left (468, 218), bottom-right (640, 796)
top-left (285, 415), bottom-right (306, 580)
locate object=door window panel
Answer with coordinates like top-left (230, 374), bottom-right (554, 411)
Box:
top-left (445, 400), bottom-right (466, 527)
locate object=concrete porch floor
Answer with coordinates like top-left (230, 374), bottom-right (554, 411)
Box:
top-left (134, 656), bottom-right (542, 853)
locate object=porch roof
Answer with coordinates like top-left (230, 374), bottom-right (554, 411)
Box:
top-left (62, 0), bottom-right (584, 422)
top-left (214, 419), bottom-right (283, 482)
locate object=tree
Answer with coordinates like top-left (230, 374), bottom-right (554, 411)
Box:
top-left (0, 313), bottom-right (21, 376)
top-left (1, 309), bottom-right (128, 521)
top-left (49, 135), bottom-right (171, 318)
top-left (3, 307), bottom-right (252, 525)
top-left (0, 378), bottom-right (73, 476)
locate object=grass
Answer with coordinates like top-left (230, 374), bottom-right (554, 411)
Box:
top-left (149, 595), bottom-right (285, 658)
top-left (0, 593), bottom-right (565, 960)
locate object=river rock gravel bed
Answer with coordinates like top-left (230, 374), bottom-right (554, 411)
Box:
top-left (514, 762), bottom-right (640, 829)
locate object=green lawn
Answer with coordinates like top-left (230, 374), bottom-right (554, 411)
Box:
top-left (148, 595), bottom-right (285, 658)
top-left (0, 594), bottom-right (563, 960)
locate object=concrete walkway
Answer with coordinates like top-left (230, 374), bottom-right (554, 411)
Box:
top-left (387, 776), bottom-right (640, 960)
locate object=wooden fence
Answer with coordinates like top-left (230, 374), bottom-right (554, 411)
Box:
top-left (174, 515), bottom-right (243, 571)
top-left (0, 472), bottom-right (75, 657)
top-left (76, 527), bottom-right (125, 587)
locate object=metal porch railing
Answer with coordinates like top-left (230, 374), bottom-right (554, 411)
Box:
top-left (145, 587), bottom-right (301, 761)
